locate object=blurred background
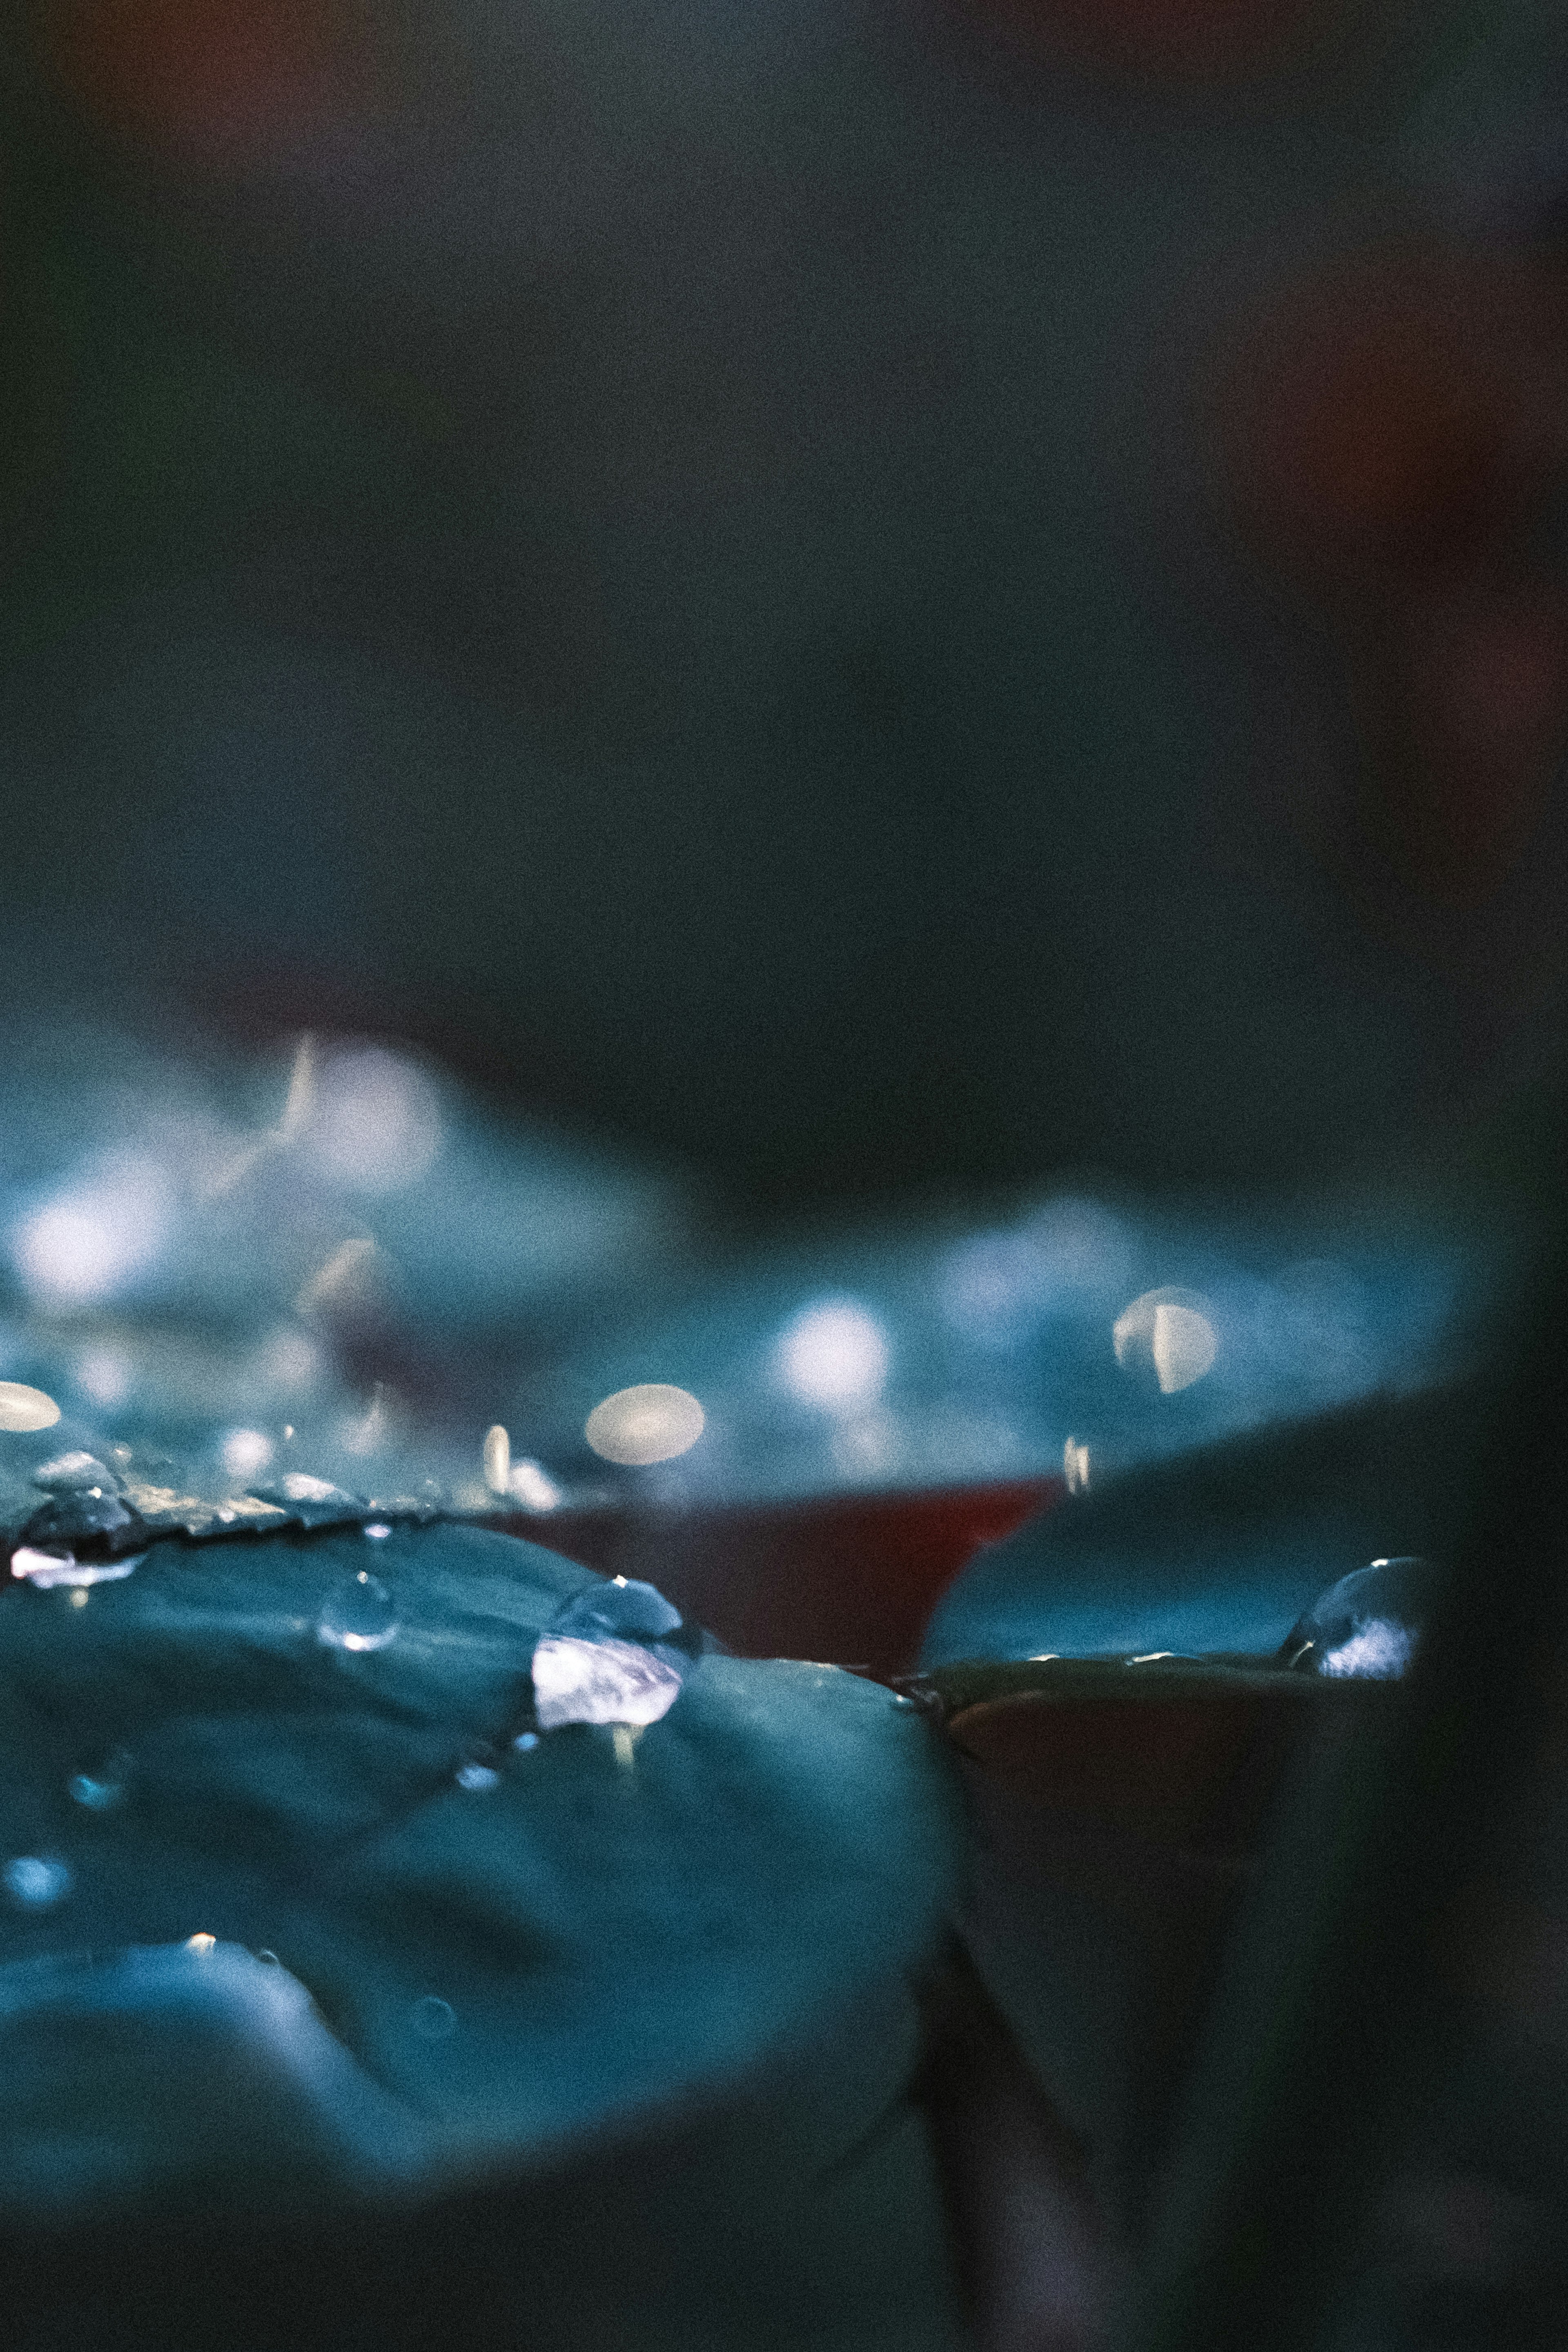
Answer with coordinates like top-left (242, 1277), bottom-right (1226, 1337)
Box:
top-left (0, 0), bottom-right (1565, 1542)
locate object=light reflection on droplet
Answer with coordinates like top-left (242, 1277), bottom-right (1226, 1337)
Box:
top-left (532, 1635), bottom-right (685, 1730)
top-left (220, 1428), bottom-right (275, 1481)
top-left (364, 1522), bottom-right (392, 1540)
top-left (584, 1383), bottom-right (705, 1466)
top-left (483, 1423), bottom-right (511, 1494)
top-left (410, 1995), bottom-right (456, 2040)
top-left (455, 1762), bottom-right (501, 1793)
top-left (1063, 1437), bottom-right (1090, 1494)
top-left (1112, 1288), bottom-right (1218, 1394)
top-left (11, 1547), bottom-right (143, 1589)
top-left (774, 1299), bottom-right (890, 1411)
top-left (317, 1569), bottom-right (399, 1653)
top-left (1321, 1620), bottom-right (1414, 1678)
top-left (4, 1856), bottom-right (73, 1911)
top-left (0, 1382), bottom-right (61, 1434)
top-left (512, 1732), bottom-right (540, 1753)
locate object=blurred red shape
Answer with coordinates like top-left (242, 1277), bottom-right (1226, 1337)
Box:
top-left (953, 0), bottom-right (1335, 80)
top-left (490, 1475), bottom-right (1060, 1678)
top-left (1223, 246), bottom-right (1568, 590)
top-left (47, 0), bottom-right (368, 163)
top-left (1219, 243), bottom-right (1568, 905)
top-left (1353, 580), bottom-right (1568, 903)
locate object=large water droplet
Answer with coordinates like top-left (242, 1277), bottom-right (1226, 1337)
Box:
top-left (536, 1575), bottom-right (699, 1728)
top-left (3, 1856), bottom-right (73, 1910)
top-left (317, 1569), bottom-right (399, 1653)
top-left (1282, 1556), bottom-right (1434, 1679)
top-left (410, 1996), bottom-right (456, 2040)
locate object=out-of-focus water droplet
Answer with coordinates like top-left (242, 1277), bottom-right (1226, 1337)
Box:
top-left (219, 1428), bottom-right (275, 1481)
top-left (512, 1732), bottom-right (539, 1753)
top-left (11, 1547), bottom-right (144, 1589)
top-left (1063, 1437), bottom-right (1090, 1494)
top-left (317, 1569), bottom-right (399, 1653)
top-left (31, 1451), bottom-right (114, 1492)
top-left (279, 1471), bottom-right (347, 1505)
top-left (483, 1423), bottom-right (511, 1494)
top-left (532, 1636), bottom-right (685, 1730)
top-left (186, 1933), bottom-right (217, 1953)
top-left (306, 1046), bottom-right (443, 1195)
top-left (4, 1856), bottom-right (73, 1910)
top-left (1114, 1289), bottom-right (1218, 1394)
top-left (1283, 1556), bottom-right (1434, 1679)
top-left (584, 1383), bottom-right (705, 1465)
top-left (364, 1522), bottom-right (392, 1540)
top-left (69, 1750), bottom-right (130, 1811)
top-left (774, 1298), bottom-right (890, 1410)
top-left (68, 1588), bottom-right (89, 1608)
top-left (508, 1459), bottom-right (562, 1511)
top-left (455, 1762), bottom-right (501, 1793)
top-left (411, 1995), bottom-right (456, 2040)
top-left (0, 1382), bottom-right (61, 1433)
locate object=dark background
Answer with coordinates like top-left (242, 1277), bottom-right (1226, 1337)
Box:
top-left (2, 0), bottom-right (1566, 1212)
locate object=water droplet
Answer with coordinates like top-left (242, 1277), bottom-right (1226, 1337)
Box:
top-left (410, 1995), bottom-right (455, 2040)
top-left (363, 1521), bottom-right (392, 1540)
top-left (1113, 1289), bottom-right (1218, 1394)
top-left (455, 1762), bottom-right (501, 1793)
top-left (483, 1423), bottom-right (511, 1494)
top-left (891, 1694), bottom-right (916, 1711)
top-left (512, 1732), bottom-right (539, 1753)
top-left (185, 1933), bottom-right (217, 1954)
top-left (31, 1451), bottom-right (116, 1492)
top-left (0, 1382), bottom-right (61, 1433)
top-left (317, 1569), bottom-right (399, 1653)
top-left (551, 1575), bottom-right (687, 1648)
top-left (1282, 1556), bottom-right (1434, 1680)
top-left (4, 1856), bottom-right (73, 1911)
top-left (68, 1750), bottom-right (130, 1811)
top-left (256, 1949), bottom-right (281, 1966)
top-left (508, 1459), bottom-right (562, 1511)
top-left (584, 1383), bottom-right (705, 1466)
